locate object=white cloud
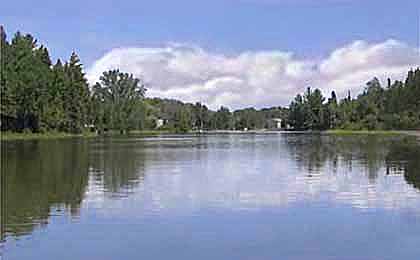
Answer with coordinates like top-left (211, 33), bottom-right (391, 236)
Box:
top-left (87, 40), bottom-right (419, 110)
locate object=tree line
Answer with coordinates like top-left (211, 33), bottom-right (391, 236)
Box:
top-left (288, 71), bottom-right (420, 130)
top-left (0, 27), bottom-right (147, 134)
top-left (1, 27), bottom-right (90, 133)
top-left (142, 98), bottom-right (288, 132)
top-left (1, 27), bottom-right (419, 134)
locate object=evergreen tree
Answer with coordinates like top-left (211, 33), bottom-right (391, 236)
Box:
top-left (6, 32), bottom-right (47, 131)
top-left (62, 52), bottom-right (90, 133)
top-left (0, 25), bottom-right (13, 118)
top-left (288, 94), bottom-right (306, 130)
top-left (35, 45), bottom-right (54, 131)
top-left (326, 91), bottom-right (339, 129)
top-left (304, 88), bottom-right (326, 130)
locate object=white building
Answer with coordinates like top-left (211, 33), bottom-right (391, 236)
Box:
top-left (271, 118), bottom-right (283, 129)
top-left (155, 118), bottom-right (165, 128)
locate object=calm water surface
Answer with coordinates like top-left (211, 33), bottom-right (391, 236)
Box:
top-left (1, 133), bottom-right (420, 260)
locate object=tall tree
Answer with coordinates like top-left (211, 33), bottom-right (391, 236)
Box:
top-left (326, 91), bottom-right (339, 129)
top-left (304, 88), bottom-right (326, 130)
top-left (34, 45), bottom-right (54, 131)
top-left (0, 25), bottom-right (13, 117)
top-left (288, 94), bottom-right (306, 130)
top-left (92, 69), bottom-right (146, 133)
top-left (62, 52), bottom-right (90, 133)
top-left (6, 32), bottom-right (50, 131)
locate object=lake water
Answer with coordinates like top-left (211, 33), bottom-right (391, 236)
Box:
top-left (1, 133), bottom-right (420, 260)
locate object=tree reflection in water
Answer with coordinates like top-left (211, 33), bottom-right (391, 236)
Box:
top-left (88, 137), bottom-right (147, 198)
top-left (1, 139), bottom-right (89, 238)
top-left (0, 137), bottom-right (151, 241)
top-left (1, 134), bottom-right (419, 245)
top-left (385, 137), bottom-right (420, 191)
top-left (282, 133), bottom-right (392, 182)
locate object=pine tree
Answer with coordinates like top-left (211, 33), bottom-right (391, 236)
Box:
top-left (0, 25), bottom-right (14, 118)
top-left (43, 59), bottom-right (67, 130)
top-left (288, 94), bottom-right (306, 130)
top-left (34, 45), bottom-right (54, 131)
top-left (326, 91), bottom-right (339, 129)
top-left (62, 52), bottom-right (90, 133)
top-left (7, 32), bottom-right (45, 131)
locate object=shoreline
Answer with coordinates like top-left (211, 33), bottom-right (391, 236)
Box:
top-left (0, 132), bottom-right (97, 141)
top-left (194, 129), bottom-right (420, 136)
top-left (1, 129), bottom-right (419, 141)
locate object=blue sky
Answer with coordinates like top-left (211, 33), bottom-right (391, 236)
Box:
top-left (3, 0), bottom-right (419, 65)
top-left (2, 0), bottom-right (420, 108)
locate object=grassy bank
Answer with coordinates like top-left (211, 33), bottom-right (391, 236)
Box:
top-left (326, 130), bottom-right (403, 135)
top-left (0, 131), bottom-right (97, 141)
top-left (128, 130), bottom-right (175, 135)
top-left (1, 129), bottom-right (182, 141)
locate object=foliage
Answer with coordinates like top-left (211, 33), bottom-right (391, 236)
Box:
top-left (288, 70), bottom-right (420, 131)
top-left (1, 28), bottom-right (90, 133)
top-left (92, 70), bottom-right (146, 133)
top-left (1, 27), bottom-right (419, 134)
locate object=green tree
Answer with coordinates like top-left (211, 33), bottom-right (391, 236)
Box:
top-left (192, 102), bottom-right (210, 130)
top-left (288, 94), bottom-right (306, 130)
top-left (326, 91), bottom-right (339, 129)
top-left (304, 88), bottom-right (326, 130)
top-left (61, 52), bottom-right (90, 133)
top-left (174, 107), bottom-right (191, 133)
top-left (6, 32), bottom-right (50, 131)
top-left (211, 106), bottom-right (232, 130)
top-left (92, 69), bottom-right (146, 133)
top-left (34, 45), bottom-right (54, 131)
top-left (0, 25), bottom-right (14, 118)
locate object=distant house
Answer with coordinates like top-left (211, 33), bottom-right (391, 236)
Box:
top-left (267, 118), bottom-right (283, 129)
top-left (84, 123), bottom-right (96, 132)
top-left (155, 118), bottom-right (167, 129)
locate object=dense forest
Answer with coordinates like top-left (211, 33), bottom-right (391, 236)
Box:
top-left (288, 73), bottom-right (420, 130)
top-left (0, 27), bottom-right (419, 134)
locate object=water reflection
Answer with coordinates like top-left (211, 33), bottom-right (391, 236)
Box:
top-left (282, 133), bottom-right (390, 180)
top-left (385, 138), bottom-right (420, 190)
top-left (1, 139), bottom-right (89, 238)
top-left (89, 138), bottom-right (147, 197)
top-left (1, 134), bottom-right (420, 257)
top-left (100, 134), bottom-right (418, 213)
top-left (280, 133), bottom-right (420, 193)
top-left (279, 134), bottom-right (420, 210)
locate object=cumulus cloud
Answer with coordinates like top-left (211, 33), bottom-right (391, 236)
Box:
top-left (87, 40), bottom-right (419, 110)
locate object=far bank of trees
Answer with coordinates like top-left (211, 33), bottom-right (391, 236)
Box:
top-left (141, 100), bottom-right (288, 132)
top-left (1, 27), bottom-right (419, 134)
top-left (288, 71), bottom-right (420, 130)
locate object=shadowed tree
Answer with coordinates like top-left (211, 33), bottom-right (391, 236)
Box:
top-left (288, 94), bottom-right (306, 130)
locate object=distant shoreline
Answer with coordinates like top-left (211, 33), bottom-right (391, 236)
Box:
top-left (198, 129), bottom-right (420, 137)
top-left (0, 132), bottom-right (97, 141)
top-left (2, 129), bottom-right (420, 141)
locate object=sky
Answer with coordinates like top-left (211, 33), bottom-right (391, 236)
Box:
top-left (2, 0), bottom-right (420, 109)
